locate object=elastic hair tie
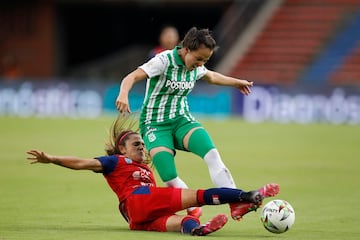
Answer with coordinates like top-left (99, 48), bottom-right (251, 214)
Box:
top-left (117, 131), bottom-right (132, 146)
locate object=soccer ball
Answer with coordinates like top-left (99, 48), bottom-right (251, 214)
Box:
top-left (261, 199), bottom-right (295, 234)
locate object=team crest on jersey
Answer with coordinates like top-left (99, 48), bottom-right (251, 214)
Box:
top-left (148, 132), bottom-right (156, 142)
top-left (124, 158), bottom-right (132, 164)
top-left (145, 126), bottom-right (157, 142)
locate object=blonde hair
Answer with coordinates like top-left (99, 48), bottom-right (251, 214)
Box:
top-left (105, 114), bottom-right (151, 164)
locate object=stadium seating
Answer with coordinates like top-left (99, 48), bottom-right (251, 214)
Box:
top-left (329, 42), bottom-right (360, 85)
top-left (228, 0), bottom-right (360, 85)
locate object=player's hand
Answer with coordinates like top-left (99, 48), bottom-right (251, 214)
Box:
top-left (115, 94), bottom-right (131, 116)
top-left (26, 150), bottom-right (53, 164)
top-left (236, 80), bottom-right (253, 96)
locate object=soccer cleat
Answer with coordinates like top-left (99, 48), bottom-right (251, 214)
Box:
top-left (191, 214), bottom-right (228, 236)
top-left (230, 202), bottom-right (260, 221)
top-left (239, 190), bottom-right (264, 205)
top-left (187, 207), bottom-right (203, 218)
top-left (230, 183), bottom-right (280, 221)
top-left (258, 183), bottom-right (280, 198)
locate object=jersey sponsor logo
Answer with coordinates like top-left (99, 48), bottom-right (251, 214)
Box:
top-left (140, 182), bottom-right (155, 187)
top-left (165, 80), bottom-right (194, 90)
top-left (132, 167), bottom-right (152, 182)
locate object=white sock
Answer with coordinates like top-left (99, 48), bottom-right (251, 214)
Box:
top-left (204, 148), bottom-right (237, 188)
top-left (165, 176), bottom-right (189, 188)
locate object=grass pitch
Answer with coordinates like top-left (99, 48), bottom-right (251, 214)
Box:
top-left (1, 116), bottom-right (359, 240)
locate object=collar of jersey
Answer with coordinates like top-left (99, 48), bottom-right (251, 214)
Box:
top-left (173, 46), bottom-right (185, 66)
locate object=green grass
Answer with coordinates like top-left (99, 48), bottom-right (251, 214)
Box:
top-left (1, 116), bottom-right (359, 240)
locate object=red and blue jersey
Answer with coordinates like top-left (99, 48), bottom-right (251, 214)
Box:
top-left (95, 155), bottom-right (156, 203)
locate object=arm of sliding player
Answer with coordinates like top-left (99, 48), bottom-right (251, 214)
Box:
top-left (26, 149), bottom-right (103, 172)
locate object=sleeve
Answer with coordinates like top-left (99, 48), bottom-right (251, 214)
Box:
top-left (196, 65), bottom-right (208, 80)
top-left (94, 155), bottom-right (118, 175)
top-left (139, 53), bottom-right (168, 78)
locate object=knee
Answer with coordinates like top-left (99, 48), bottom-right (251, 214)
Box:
top-left (187, 128), bottom-right (215, 158)
top-left (152, 151), bottom-right (178, 182)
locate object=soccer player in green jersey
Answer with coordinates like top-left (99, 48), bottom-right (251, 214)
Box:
top-left (116, 27), bottom-right (254, 221)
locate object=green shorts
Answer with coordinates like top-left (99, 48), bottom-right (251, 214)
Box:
top-left (140, 116), bottom-right (202, 152)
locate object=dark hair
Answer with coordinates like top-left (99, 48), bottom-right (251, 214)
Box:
top-left (180, 27), bottom-right (218, 51)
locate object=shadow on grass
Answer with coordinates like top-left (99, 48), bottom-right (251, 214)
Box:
top-left (3, 223), bottom-right (280, 239)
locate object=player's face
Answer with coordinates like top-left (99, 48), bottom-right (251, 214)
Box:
top-left (184, 45), bottom-right (213, 71)
top-left (121, 134), bottom-right (146, 163)
top-left (160, 28), bottom-right (179, 49)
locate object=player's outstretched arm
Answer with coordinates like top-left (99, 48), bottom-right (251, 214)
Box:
top-left (26, 149), bottom-right (103, 172)
top-left (116, 68), bottom-right (148, 116)
top-left (202, 70), bottom-right (253, 96)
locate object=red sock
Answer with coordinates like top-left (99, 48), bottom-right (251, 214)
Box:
top-left (196, 189), bottom-right (206, 205)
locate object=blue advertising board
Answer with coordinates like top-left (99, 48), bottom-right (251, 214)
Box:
top-left (1, 79), bottom-right (359, 124)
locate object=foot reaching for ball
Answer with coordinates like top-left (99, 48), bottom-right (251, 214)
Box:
top-left (230, 183), bottom-right (280, 221)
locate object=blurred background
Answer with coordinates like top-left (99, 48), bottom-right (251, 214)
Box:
top-left (1, 0), bottom-right (360, 124)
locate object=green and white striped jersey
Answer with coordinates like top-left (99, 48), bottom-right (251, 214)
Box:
top-left (139, 47), bottom-right (207, 125)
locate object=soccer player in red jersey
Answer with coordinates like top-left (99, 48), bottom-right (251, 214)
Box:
top-left (26, 116), bottom-right (279, 236)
